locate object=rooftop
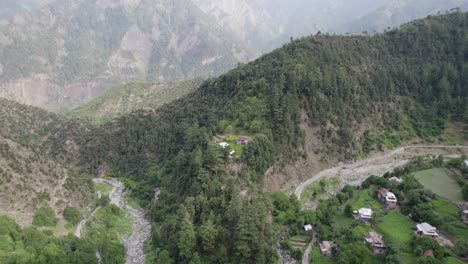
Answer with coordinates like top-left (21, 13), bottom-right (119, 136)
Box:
top-left (417, 222), bottom-right (438, 236)
top-left (358, 208), bottom-right (373, 217)
top-left (319, 241), bottom-right (333, 251)
top-left (364, 232), bottom-right (385, 248)
top-left (385, 192), bottom-right (397, 202)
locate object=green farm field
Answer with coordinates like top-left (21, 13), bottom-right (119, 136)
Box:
top-left (414, 168), bottom-right (463, 203)
top-left (376, 211), bottom-right (414, 251)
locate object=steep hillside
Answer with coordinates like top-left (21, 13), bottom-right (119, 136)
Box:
top-left (68, 78), bottom-right (205, 124)
top-left (346, 0), bottom-right (468, 33)
top-left (0, 97), bottom-right (103, 171)
top-left (83, 12), bottom-right (467, 263)
top-left (0, 0), bottom-right (251, 111)
top-left (0, 136), bottom-right (92, 226)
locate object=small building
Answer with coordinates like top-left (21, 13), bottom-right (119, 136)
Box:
top-left (304, 224), bottom-right (312, 232)
top-left (364, 232), bottom-right (386, 255)
top-left (377, 188), bottom-right (398, 209)
top-left (237, 136), bottom-right (251, 145)
top-left (153, 188), bottom-right (161, 200)
top-left (219, 142), bottom-right (229, 149)
top-left (464, 160), bottom-right (468, 167)
top-left (416, 223), bottom-right (439, 237)
top-left (319, 241), bottom-right (334, 257)
top-left (229, 150), bottom-right (235, 156)
top-left (389, 177), bottom-right (403, 184)
top-left (462, 210), bottom-right (468, 224)
top-left (355, 208), bottom-right (373, 222)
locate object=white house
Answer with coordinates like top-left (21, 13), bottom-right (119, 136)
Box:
top-left (378, 188), bottom-right (398, 209)
top-left (219, 142), bottom-right (229, 149)
top-left (355, 208), bottom-right (373, 221)
top-left (416, 223), bottom-right (439, 237)
top-left (304, 224), bottom-right (313, 232)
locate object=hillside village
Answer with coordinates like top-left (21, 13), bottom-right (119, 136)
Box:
top-left (274, 155), bottom-right (468, 263)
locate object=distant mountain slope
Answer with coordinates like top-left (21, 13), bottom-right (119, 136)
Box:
top-left (68, 78), bottom-right (205, 124)
top-left (192, 0), bottom-right (390, 52)
top-left (0, 0), bottom-right (52, 19)
top-left (0, 0), bottom-right (251, 111)
top-left (0, 135), bottom-right (92, 226)
top-left (0, 97), bottom-right (103, 171)
top-left (345, 0), bottom-right (468, 33)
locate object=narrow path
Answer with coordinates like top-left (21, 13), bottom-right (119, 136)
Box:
top-left (302, 234), bottom-right (316, 264)
top-left (75, 206), bottom-right (100, 238)
top-left (302, 243), bottom-right (312, 264)
top-left (295, 145), bottom-right (468, 199)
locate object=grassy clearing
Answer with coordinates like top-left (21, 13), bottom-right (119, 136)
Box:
top-left (225, 135), bottom-right (244, 156)
top-left (95, 182), bottom-right (113, 196)
top-left (352, 225), bottom-right (375, 239)
top-left (444, 221), bottom-right (468, 242)
top-left (431, 199), bottom-right (460, 219)
top-left (444, 257), bottom-right (465, 264)
top-left (401, 253), bottom-right (419, 264)
top-left (414, 168), bottom-right (463, 202)
top-left (377, 211), bottom-right (415, 251)
top-left (310, 246), bottom-right (334, 264)
top-left (333, 211), bottom-right (356, 230)
top-left (351, 189), bottom-right (382, 210)
top-left (86, 205), bottom-right (132, 240)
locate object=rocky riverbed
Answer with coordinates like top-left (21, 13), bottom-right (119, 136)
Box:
top-left (79, 178), bottom-right (152, 264)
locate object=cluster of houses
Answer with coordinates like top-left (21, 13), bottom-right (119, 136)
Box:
top-left (312, 186), bottom-right (450, 258)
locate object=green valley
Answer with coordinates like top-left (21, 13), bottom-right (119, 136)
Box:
top-left (0, 7), bottom-right (467, 264)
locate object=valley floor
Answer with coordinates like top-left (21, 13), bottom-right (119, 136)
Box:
top-left (79, 178), bottom-right (151, 264)
top-left (295, 145), bottom-right (468, 203)
top-left (286, 145), bottom-right (468, 264)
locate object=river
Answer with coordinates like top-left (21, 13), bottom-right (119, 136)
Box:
top-left (76, 178), bottom-right (152, 264)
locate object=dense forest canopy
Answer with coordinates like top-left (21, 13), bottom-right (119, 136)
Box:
top-left (65, 11), bottom-right (468, 263)
top-left (0, 10), bottom-right (467, 264)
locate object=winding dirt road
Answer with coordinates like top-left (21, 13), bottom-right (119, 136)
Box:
top-left (295, 145), bottom-right (468, 200)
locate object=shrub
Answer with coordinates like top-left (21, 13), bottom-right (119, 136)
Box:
top-left (32, 207), bottom-right (57, 227)
top-left (63, 206), bottom-right (83, 225)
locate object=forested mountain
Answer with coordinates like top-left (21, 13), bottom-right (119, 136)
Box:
top-left (0, 11), bottom-right (467, 264)
top-left (68, 78), bottom-right (204, 125)
top-left (0, 0), bottom-right (52, 19)
top-left (0, 0), bottom-right (251, 111)
top-left (74, 12), bottom-right (465, 263)
top-left (346, 0), bottom-right (468, 33)
top-left (1, 0), bottom-right (467, 112)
